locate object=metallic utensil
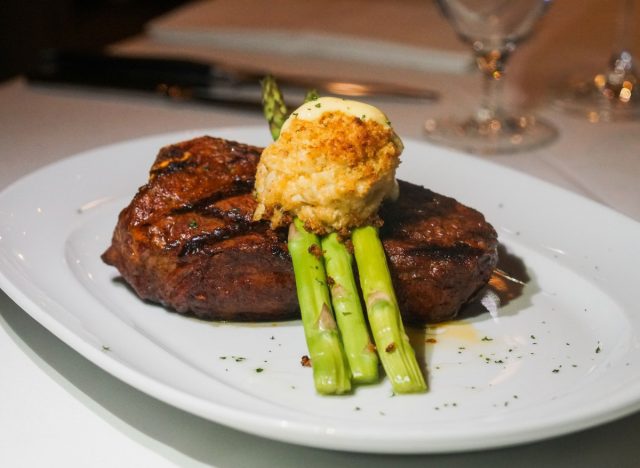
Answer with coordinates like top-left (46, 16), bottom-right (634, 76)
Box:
top-left (26, 50), bottom-right (438, 107)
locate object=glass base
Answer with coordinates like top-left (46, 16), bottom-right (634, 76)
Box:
top-left (554, 79), bottom-right (640, 123)
top-left (423, 115), bottom-right (557, 155)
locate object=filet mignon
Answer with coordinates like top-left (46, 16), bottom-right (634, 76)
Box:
top-left (102, 136), bottom-right (498, 323)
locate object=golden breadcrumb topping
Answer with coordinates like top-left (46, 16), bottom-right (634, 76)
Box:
top-left (253, 104), bottom-right (403, 235)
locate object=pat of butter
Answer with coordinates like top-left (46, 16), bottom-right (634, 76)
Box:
top-left (281, 96), bottom-right (391, 133)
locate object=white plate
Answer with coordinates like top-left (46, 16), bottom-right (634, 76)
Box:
top-left (1, 126), bottom-right (639, 454)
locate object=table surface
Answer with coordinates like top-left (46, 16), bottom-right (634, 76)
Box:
top-left (2, 1), bottom-right (640, 466)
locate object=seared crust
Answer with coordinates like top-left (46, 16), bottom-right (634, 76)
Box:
top-left (102, 136), bottom-right (498, 323)
top-left (379, 183), bottom-right (498, 323)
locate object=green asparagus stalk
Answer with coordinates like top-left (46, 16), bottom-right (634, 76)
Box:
top-left (352, 226), bottom-right (427, 394)
top-left (303, 84), bottom-right (378, 383)
top-left (262, 79), bottom-right (351, 394)
top-left (303, 89), bottom-right (320, 102)
top-left (321, 233), bottom-right (379, 383)
top-left (289, 219), bottom-right (352, 394)
top-left (260, 76), bottom-right (288, 140)
top-left (261, 76), bottom-right (425, 393)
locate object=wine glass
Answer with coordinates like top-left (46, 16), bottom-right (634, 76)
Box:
top-left (555, 0), bottom-right (639, 122)
top-left (424, 0), bottom-right (556, 154)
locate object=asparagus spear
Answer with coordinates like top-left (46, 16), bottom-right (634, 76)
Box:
top-left (321, 233), bottom-right (379, 383)
top-left (303, 85), bottom-right (378, 383)
top-left (289, 219), bottom-right (352, 394)
top-left (304, 89), bottom-right (320, 102)
top-left (260, 76), bottom-right (288, 140)
top-left (261, 77), bottom-right (425, 393)
top-left (352, 226), bottom-right (427, 394)
top-left (262, 81), bottom-right (351, 394)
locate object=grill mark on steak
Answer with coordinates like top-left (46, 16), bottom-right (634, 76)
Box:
top-left (169, 180), bottom-right (259, 255)
top-left (399, 243), bottom-right (489, 261)
top-left (179, 222), bottom-right (256, 256)
top-left (150, 159), bottom-right (199, 177)
top-left (170, 178), bottom-right (255, 216)
top-left (197, 206), bottom-right (250, 223)
top-left (102, 135), bottom-right (498, 323)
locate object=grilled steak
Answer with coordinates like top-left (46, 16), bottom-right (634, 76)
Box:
top-left (102, 136), bottom-right (498, 323)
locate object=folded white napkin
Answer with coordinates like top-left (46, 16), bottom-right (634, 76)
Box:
top-left (146, 0), bottom-right (471, 74)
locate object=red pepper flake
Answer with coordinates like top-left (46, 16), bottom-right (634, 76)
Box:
top-left (300, 355), bottom-right (312, 367)
top-left (426, 338), bottom-right (437, 344)
top-left (385, 342), bottom-right (396, 353)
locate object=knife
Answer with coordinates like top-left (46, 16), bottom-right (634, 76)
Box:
top-left (26, 50), bottom-right (438, 108)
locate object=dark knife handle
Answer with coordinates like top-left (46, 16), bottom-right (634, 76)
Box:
top-left (27, 49), bottom-right (215, 90)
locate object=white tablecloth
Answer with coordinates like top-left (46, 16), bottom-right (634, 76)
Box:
top-left (2, 0), bottom-right (640, 466)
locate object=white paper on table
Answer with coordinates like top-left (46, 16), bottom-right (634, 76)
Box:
top-left (146, 0), bottom-right (472, 74)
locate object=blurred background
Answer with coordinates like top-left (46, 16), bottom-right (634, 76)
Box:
top-left (0, 0), bottom-right (189, 81)
top-left (3, 0), bottom-right (638, 97)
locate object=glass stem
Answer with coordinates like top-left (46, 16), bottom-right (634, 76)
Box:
top-left (604, 0), bottom-right (638, 96)
top-left (476, 48), bottom-right (508, 123)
